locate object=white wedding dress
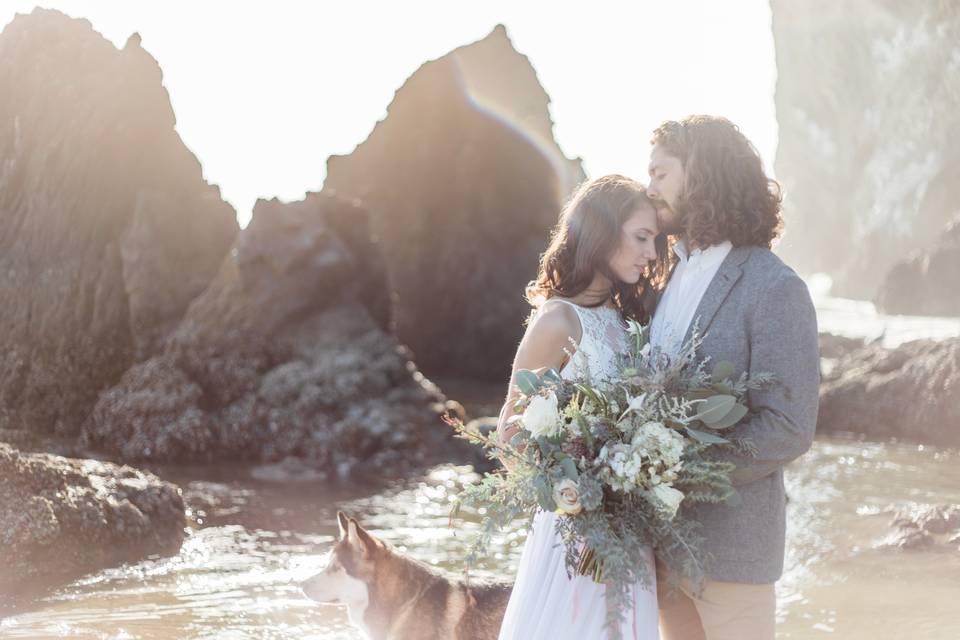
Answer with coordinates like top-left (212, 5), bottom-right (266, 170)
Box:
top-left (498, 299), bottom-right (659, 640)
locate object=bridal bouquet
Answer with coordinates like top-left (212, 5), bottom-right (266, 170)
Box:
top-left (447, 320), bottom-right (772, 638)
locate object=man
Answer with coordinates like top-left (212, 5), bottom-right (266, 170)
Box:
top-left (646, 115), bottom-right (820, 640)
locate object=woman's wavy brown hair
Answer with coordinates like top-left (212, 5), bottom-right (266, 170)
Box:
top-left (651, 115), bottom-right (783, 249)
top-left (526, 174), bottom-right (669, 323)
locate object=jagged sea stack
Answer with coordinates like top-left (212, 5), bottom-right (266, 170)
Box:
top-left (0, 9), bottom-right (238, 438)
top-left (324, 25), bottom-right (583, 379)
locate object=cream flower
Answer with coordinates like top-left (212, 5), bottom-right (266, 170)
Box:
top-left (522, 391), bottom-right (563, 439)
top-left (597, 442), bottom-right (645, 492)
top-left (652, 484), bottom-right (685, 520)
top-left (552, 479), bottom-right (583, 515)
top-left (632, 421), bottom-right (686, 468)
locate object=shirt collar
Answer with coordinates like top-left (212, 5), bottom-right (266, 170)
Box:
top-left (673, 239), bottom-right (733, 262)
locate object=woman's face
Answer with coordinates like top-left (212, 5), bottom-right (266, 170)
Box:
top-left (607, 204), bottom-right (660, 284)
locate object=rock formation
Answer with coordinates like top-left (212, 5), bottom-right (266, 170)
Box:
top-left (0, 442), bottom-right (185, 601)
top-left (324, 25), bottom-right (578, 379)
top-left (884, 505), bottom-right (960, 551)
top-left (0, 9), bottom-right (238, 438)
top-left (84, 193), bottom-right (459, 474)
top-left (818, 338), bottom-right (960, 445)
top-left (447, 24), bottom-right (585, 197)
top-left (819, 333), bottom-right (866, 360)
top-left (876, 216), bottom-right (960, 316)
top-left (772, 1), bottom-right (960, 299)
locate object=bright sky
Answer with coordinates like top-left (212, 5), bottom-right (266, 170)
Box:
top-left (2, 1), bottom-right (778, 227)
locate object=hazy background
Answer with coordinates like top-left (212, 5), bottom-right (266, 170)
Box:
top-left (0, 0), bottom-right (778, 226)
top-left (2, 3), bottom-right (959, 638)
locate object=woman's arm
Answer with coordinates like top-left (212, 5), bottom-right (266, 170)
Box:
top-left (495, 301), bottom-right (581, 466)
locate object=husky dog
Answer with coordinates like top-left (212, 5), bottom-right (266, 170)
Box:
top-left (301, 511), bottom-right (511, 640)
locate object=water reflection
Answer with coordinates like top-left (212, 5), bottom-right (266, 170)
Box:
top-left (2, 435), bottom-right (959, 639)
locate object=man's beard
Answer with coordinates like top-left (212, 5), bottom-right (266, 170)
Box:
top-left (655, 202), bottom-right (685, 236)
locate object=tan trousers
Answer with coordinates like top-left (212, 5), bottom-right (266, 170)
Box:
top-left (657, 569), bottom-right (776, 640)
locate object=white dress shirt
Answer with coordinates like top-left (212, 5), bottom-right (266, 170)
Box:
top-left (650, 239), bottom-right (733, 358)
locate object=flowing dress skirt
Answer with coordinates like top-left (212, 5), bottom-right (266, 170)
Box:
top-left (498, 510), bottom-right (660, 640)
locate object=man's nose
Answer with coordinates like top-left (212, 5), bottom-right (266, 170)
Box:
top-left (647, 181), bottom-right (659, 200)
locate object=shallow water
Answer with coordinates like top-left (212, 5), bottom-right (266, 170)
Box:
top-left (2, 437), bottom-right (959, 639)
top-left (3, 297), bottom-right (959, 639)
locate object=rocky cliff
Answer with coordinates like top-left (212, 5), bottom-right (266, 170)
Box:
top-left (772, 0), bottom-right (960, 299)
top-left (875, 215), bottom-right (960, 316)
top-left (0, 9), bottom-right (238, 437)
top-left (84, 193), bottom-right (458, 474)
top-left (324, 25), bottom-right (579, 379)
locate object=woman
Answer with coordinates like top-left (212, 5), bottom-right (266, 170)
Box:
top-left (496, 174), bottom-right (669, 640)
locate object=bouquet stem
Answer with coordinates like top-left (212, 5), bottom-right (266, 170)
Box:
top-left (576, 546), bottom-right (605, 583)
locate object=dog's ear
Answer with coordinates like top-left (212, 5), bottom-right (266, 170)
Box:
top-left (337, 511), bottom-right (351, 540)
top-left (345, 516), bottom-right (381, 555)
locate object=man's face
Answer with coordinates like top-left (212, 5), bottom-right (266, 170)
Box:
top-left (647, 143), bottom-right (686, 235)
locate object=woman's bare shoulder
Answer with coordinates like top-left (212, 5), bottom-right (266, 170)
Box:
top-left (524, 299), bottom-right (582, 345)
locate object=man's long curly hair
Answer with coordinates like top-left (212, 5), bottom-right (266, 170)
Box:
top-left (526, 175), bottom-right (669, 323)
top-left (651, 115), bottom-right (783, 249)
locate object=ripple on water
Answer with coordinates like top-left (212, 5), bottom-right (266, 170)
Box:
top-left (4, 445), bottom-right (959, 639)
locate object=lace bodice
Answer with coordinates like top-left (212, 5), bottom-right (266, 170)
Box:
top-left (539, 299), bottom-right (629, 387)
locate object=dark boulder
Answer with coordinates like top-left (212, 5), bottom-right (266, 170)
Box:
top-left (819, 333), bottom-right (866, 360)
top-left (884, 505), bottom-right (960, 551)
top-left (818, 338), bottom-right (960, 445)
top-left (876, 216), bottom-right (960, 317)
top-left (0, 442), bottom-right (185, 601)
top-left (84, 193), bottom-right (458, 475)
top-left (0, 9), bottom-right (237, 438)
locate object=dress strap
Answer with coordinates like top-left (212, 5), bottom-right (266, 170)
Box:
top-left (537, 298), bottom-right (587, 344)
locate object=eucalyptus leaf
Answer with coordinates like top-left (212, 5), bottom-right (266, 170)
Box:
top-left (692, 394), bottom-right (737, 426)
top-left (687, 388), bottom-right (715, 401)
top-left (533, 476), bottom-right (556, 511)
top-left (711, 361), bottom-right (736, 383)
top-left (542, 368), bottom-right (563, 385)
top-left (559, 456), bottom-right (580, 481)
top-left (708, 403), bottom-right (748, 430)
top-left (686, 427), bottom-right (731, 445)
top-left (515, 369), bottom-right (541, 395)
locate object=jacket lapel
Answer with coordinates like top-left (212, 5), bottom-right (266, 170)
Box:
top-left (681, 246), bottom-right (752, 345)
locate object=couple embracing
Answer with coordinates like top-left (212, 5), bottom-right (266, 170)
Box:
top-left (495, 115), bottom-right (820, 640)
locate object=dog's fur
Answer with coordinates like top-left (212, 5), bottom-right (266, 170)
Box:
top-left (301, 512), bottom-right (512, 640)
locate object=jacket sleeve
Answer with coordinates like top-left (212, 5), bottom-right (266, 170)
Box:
top-left (716, 269), bottom-right (820, 486)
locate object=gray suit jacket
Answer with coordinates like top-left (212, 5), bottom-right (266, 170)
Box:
top-left (667, 245), bottom-right (820, 584)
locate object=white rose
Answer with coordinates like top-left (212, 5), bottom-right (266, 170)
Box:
top-left (651, 484), bottom-right (685, 520)
top-left (522, 392), bottom-right (562, 439)
top-left (552, 479), bottom-right (583, 515)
